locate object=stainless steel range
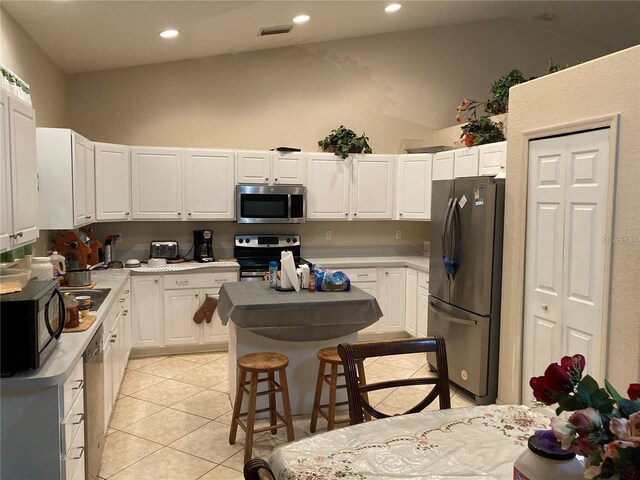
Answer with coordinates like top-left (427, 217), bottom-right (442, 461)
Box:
top-left (234, 234), bottom-right (311, 282)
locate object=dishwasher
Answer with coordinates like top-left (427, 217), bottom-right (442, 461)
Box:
top-left (83, 325), bottom-right (104, 480)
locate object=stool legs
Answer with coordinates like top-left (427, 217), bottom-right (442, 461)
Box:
top-left (309, 360), bottom-right (326, 433)
top-left (268, 372), bottom-right (277, 434)
top-left (244, 373), bottom-right (259, 463)
top-left (229, 368), bottom-right (247, 444)
top-left (327, 363), bottom-right (339, 430)
top-left (278, 367), bottom-right (295, 442)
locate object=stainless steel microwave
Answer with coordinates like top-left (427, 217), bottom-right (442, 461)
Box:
top-left (236, 185), bottom-right (306, 224)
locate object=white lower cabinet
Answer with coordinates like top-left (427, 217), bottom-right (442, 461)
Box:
top-left (417, 271), bottom-right (430, 337)
top-left (131, 275), bottom-right (164, 347)
top-left (379, 268), bottom-right (406, 332)
top-left (341, 268), bottom-right (380, 333)
top-left (405, 268), bottom-right (418, 336)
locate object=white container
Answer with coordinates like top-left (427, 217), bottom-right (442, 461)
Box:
top-left (513, 435), bottom-right (583, 480)
top-left (49, 251), bottom-right (66, 277)
top-left (30, 257), bottom-right (55, 281)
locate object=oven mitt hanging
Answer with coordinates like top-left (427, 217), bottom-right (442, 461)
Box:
top-left (193, 296), bottom-right (218, 324)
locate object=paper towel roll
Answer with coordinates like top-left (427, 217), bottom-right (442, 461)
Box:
top-left (300, 264), bottom-right (310, 288)
top-left (280, 251), bottom-right (300, 291)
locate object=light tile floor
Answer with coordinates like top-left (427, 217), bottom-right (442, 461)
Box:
top-left (99, 351), bottom-right (476, 480)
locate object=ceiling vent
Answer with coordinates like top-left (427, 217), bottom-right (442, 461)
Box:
top-left (259, 25), bottom-right (293, 36)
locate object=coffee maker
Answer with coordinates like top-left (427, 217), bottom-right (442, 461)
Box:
top-left (193, 230), bottom-right (215, 262)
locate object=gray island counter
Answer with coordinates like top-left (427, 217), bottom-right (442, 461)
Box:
top-left (217, 282), bottom-right (382, 415)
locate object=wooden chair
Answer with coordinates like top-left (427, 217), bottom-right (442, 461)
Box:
top-left (243, 458), bottom-right (276, 480)
top-left (337, 336), bottom-right (451, 425)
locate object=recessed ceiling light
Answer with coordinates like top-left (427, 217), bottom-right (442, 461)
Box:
top-left (159, 29), bottom-right (179, 39)
top-left (385, 3), bottom-right (402, 13)
top-left (293, 14), bottom-right (310, 24)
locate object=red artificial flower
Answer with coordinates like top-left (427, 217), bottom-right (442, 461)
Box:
top-left (455, 114), bottom-right (461, 123)
top-left (530, 362), bottom-right (574, 405)
top-left (461, 99), bottom-right (468, 108)
top-left (628, 383), bottom-right (640, 401)
top-left (561, 354), bottom-right (586, 375)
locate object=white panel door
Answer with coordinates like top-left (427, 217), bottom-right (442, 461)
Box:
top-left (454, 147), bottom-right (479, 178)
top-left (84, 142), bottom-right (96, 223)
top-left (237, 151), bottom-right (271, 184)
top-left (8, 96), bottom-right (38, 245)
top-left (131, 276), bottom-right (164, 347)
top-left (131, 148), bottom-right (183, 219)
top-left (72, 133), bottom-right (87, 226)
top-left (380, 268), bottom-right (406, 331)
top-left (273, 152), bottom-right (306, 185)
top-left (405, 268), bottom-right (418, 336)
top-left (351, 155), bottom-right (394, 219)
top-left (417, 285), bottom-right (429, 337)
top-left (523, 128), bottom-right (610, 402)
top-left (306, 153), bottom-right (350, 220)
top-left (0, 91), bottom-right (11, 251)
top-left (164, 289), bottom-right (202, 346)
top-left (184, 150), bottom-right (235, 219)
top-left (355, 282), bottom-right (380, 334)
top-left (95, 143), bottom-right (131, 221)
top-left (397, 154), bottom-right (432, 220)
top-left (433, 151), bottom-right (454, 181)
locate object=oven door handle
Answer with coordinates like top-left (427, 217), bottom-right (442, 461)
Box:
top-left (241, 271), bottom-right (267, 277)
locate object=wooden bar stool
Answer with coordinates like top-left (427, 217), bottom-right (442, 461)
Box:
top-left (229, 352), bottom-right (295, 463)
top-left (310, 346), bottom-right (370, 432)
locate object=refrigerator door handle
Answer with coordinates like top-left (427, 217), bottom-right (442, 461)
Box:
top-left (442, 197), bottom-right (454, 257)
top-left (443, 197), bottom-right (457, 275)
top-left (430, 301), bottom-right (477, 326)
top-left (450, 200), bottom-right (460, 275)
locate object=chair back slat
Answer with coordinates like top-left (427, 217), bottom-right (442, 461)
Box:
top-left (338, 336), bottom-right (451, 425)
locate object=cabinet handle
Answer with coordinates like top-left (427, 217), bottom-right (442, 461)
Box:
top-left (17, 231), bottom-right (23, 237)
top-left (357, 274), bottom-right (369, 278)
top-left (124, 290), bottom-right (130, 294)
top-left (215, 278), bottom-right (228, 283)
top-left (9, 233), bottom-right (16, 239)
top-left (354, 212), bottom-right (358, 216)
top-left (175, 280), bottom-right (189, 285)
top-left (85, 215), bottom-right (91, 219)
top-left (345, 213), bottom-right (348, 216)
top-left (154, 277), bottom-right (159, 283)
top-left (119, 298), bottom-right (125, 303)
top-left (274, 178), bottom-right (278, 182)
top-left (73, 446), bottom-right (85, 460)
top-left (195, 293), bottom-right (199, 297)
top-left (110, 337), bottom-right (116, 343)
top-left (399, 213), bottom-right (403, 216)
top-left (123, 309), bottom-right (128, 314)
top-left (542, 304), bottom-right (548, 311)
top-left (72, 413), bottom-right (85, 425)
top-left (188, 212), bottom-right (192, 216)
top-left (265, 178), bottom-right (269, 182)
top-left (72, 380), bottom-right (84, 390)
top-left (125, 212), bottom-right (130, 215)
top-left (177, 212), bottom-right (182, 216)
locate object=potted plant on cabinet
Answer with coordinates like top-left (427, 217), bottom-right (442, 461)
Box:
top-left (318, 125), bottom-right (372, 159)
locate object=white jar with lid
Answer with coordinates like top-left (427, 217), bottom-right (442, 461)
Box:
top-left (30, 257), bottom-right (54, 281)
top-left (514, 434), bottom-right (584, 480)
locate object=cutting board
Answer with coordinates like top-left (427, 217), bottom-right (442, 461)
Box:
top-left (64, 314), bottom-right (97, 333)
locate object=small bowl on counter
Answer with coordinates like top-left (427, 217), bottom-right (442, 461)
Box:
top-left (65, 269), bottom-right (92, 287)
top-left (0, 268), bottom-right (30, 294)
top-left (147, 258), bottom-right (167, 268)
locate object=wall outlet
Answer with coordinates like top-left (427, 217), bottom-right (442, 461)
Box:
top-left (395, 230), bottom-right (402, 240)
top-left (325, 231), bottom-right (332, 241)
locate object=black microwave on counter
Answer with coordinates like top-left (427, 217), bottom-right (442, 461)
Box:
top-left (0, 278), bottom-right (65, 377)
top-left (236, 184), bottom-right (305, 224)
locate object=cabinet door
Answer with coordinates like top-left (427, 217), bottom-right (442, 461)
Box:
top-left (379, 268), bottom-right (406, 331)
top-left (131, 148), bottom-right (183, 219)
top-left (109, 321), bottom-right (123, 399)
top-left (454, 147), bottom-right (479, 178)
top-left (397, 154), bottom-right (432, 220)
top-left (72, 133), bottom-right (87, 226)
top-left (184, 150), bottom-right (235, 219)
top-left (8, 96), bottom-right (38, 245)
top-left (478, 141), bottom-right (506, 176)
top-left (103, 339), bottom-right (114, 427)
top-left (432, 151), bottom-right (454, 181)
top-left (237, 151), bottom-right (271, 184)
top-left (306, 153), bottom-right (350, 220)
top-left (352, 155), bottom-right (394, 219)
top-left (131, 276), bottom-right (163, 347)
top-left (0, 91), bottom-right (11, 251)
top-left (164, 288), bottom-right (202, 345)
top-left (272, 152), bottom-right (306, 185)
top-left (95, 143), bottom-right (130, 221)
top-left (84, 142), bottom-right (96, 223)
top-left (202, 289), bottom-right (228, 343)
top-left (417, 286), bottom-right (429, 337)
top-left (405, 268), bottom-right (418, 336)
top-left (355, 282), bottom-right (380, 334)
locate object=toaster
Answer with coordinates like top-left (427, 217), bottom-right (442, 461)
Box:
top-left (149, 241), bottom-right (180, 259)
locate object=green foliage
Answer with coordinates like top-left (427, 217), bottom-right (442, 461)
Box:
top-left (318, 125), bottom-right (372, 159)
top-left (1, 67), bottom-right (30, 94)
top-left (460, 117), bottom-right (505, 146)
top-left (484, 69), bottom-right (536, 115)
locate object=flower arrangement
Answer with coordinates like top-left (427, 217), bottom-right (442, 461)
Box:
top-left (318, 125), bottom-right (372, 159)
top-left (530, 354), bottom-right (640, 479)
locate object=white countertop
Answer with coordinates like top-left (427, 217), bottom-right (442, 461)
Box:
top-left (0, 270), bottom-right (130, 391)
top-left (308, 255), bottom-right (429, 273)
top-left (129, 261), bottom-right (239, 274)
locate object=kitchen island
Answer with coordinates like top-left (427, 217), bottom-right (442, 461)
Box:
top-left (217, 282), bottom-right (383, 415)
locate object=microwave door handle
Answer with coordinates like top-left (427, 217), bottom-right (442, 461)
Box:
top-left (44, 288), bottom-right (64, 337)
top-left (287, 194), bottom-right (292, 220)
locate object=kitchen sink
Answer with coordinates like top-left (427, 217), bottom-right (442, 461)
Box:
top-left (63, 288), bottom-right (111, 312)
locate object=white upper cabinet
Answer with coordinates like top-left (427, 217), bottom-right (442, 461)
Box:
top-left (432, 150), bottom-right (454, 180)
top-left (272, 151), bottom-right (306, 185)
top-left (1, 91), bottom-right (38, 252)
top-left (95, 143), bottom-right (131, 221)
top-left (454, 147), bottom-right (479, 178)
top-left (37, 128), bottom-right (96, 230)
top-left (478, 141), bottom-right (506, 176)
top-left (184, 149), bottom-right (235, 220)
top-left (237, 150), bottom-right (306, 185)
top-left (131, 147), bottom-right (183, 219)
top-left (351, 155), bottom-right (394, 220)
top-left (396, 154), bottom-right (432, 220)
top-left (306, 153), bottom-right (351, 219)
top-left (236, 151), bottom-right (271, 184)
top-left (307, 153), bottom-right (393, 220)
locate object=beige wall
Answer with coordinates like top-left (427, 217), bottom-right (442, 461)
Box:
top-left (67, 17), bottom-right (606, 153)
top-left (499, 45), bottom-right (640, 404)
top-left (0, 7), bottom-right (68, 128)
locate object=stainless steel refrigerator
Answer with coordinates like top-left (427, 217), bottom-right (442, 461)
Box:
top-left (427, 176), bottom-right (505, 405)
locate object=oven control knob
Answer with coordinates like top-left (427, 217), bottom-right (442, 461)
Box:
top-left (244, 238), bottom-right (250, 244)
top-left (237, 239), bottom-right (243, 244)
top-left (291, 238), bottom-right (297, 243)
top-left (286, 238), bottom-right (291, 243)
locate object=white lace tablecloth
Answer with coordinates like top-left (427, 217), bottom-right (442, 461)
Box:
top-left (269, 405), bottom-right (549, 479)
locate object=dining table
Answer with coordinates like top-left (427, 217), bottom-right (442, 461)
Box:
top-left (269, 404), bottom-right (551, 479)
